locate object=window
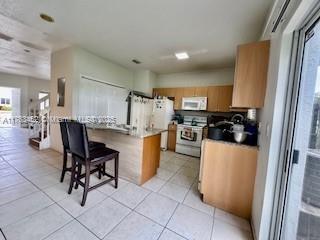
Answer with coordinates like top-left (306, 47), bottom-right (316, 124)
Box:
top-left (38, 91), bottom-right (49, 110)
top-left (38, 92), bottom-right (49, 100)
top-left (0, 98), bottom-right (10, 105)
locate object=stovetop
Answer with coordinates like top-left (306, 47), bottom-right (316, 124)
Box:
top-left (179, 115), bottom-right (207, 128)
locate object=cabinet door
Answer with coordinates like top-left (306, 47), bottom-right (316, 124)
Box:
top-left (217, 86), bottom-right (233, 112)
top-left (167, 124), bottom-right (177, 151)
top-left (195, 87), bottom-right (208, 97)
top-left (183, 87), bottom-right (196, 97)
top-left (174, 88), bottom-right (183, 110)
top-left (201, 140), bottom-right (257, 219)
top-left (165, 88), bottom-right (176, 98)
top-left (232, 40), bottom-right (270, 108)
top-left (207, 86), bottom-right (219, 112)
top-left (153, 88), bottom-right (164, 97)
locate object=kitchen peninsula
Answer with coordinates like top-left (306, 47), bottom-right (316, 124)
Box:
top-left (87, 125), bottom-right (163, 185)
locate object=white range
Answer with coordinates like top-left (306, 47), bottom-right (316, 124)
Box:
top-left (176, 116), bottom-right (207, 157)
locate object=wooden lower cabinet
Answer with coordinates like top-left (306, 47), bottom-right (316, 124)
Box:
top-left (200, 139), bottom-right (258, 219)
top-left (167, 124), bottom-right (177, 151)
top-left (141, 134), bottom-right (161, 184)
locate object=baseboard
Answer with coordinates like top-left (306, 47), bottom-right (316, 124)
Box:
top-left (251, 218), bottom-right (257, 240)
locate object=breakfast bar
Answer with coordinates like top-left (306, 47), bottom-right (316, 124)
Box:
top-left (87, 125), bottom-right (163, 185)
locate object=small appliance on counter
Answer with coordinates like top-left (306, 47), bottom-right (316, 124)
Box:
top-left (206, 113), bottom-right (258, 146)
top-left (207, 121), bottom-right (233, 141)
top-left (244, 121), bottom-right (258, 146)
top-left (172, 113), bottom-right (184, 124)
top-left (207, 115), bottom-right (229, 127)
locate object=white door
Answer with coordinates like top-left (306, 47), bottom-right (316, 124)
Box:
top-left (11, 88), bottom-right (20, 127)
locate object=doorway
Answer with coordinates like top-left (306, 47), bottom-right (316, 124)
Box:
top-left (0, 87), bottom-right (20, 127)
top-left (278, 12), bottom-right (320, 240)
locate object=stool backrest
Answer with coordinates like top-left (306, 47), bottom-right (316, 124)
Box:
top-left (66, 121), bottom-right (90, 159)
top-left (59, 121), bottom-right (70, 150)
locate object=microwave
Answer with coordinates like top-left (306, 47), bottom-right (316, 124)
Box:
top-left (182, 97), bottom-right (207, 111)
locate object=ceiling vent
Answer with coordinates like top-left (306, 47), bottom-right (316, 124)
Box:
top-left (132, 59), bottom-right (141, 64)
top-left (11, 60), bottom-right (34, 67)
top-left (19, 41), bottom-right (48, 51)
top-left (0, 32), bottom-right (13, 41)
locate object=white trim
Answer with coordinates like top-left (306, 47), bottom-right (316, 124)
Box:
top-left (80, 74), bottom-right (129, 90)
top-left (272, 5), bottom-right (320, 239)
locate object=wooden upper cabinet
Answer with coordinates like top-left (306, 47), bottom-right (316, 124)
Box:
top-left (208, 86), bottom-right (233, 112)
top-left (194, 87), bottom-right (208, 97)
top-left (153, 88), bottom-right (164, 97)
top-left (207, 86), bottom-right (219, 112)
top-left (183, 87), bottom-right (195, 97)
top-left (232, 40), bottom-right (270, 108)
top-left (217, 86), bottom-right (233, 112)
top-left (174, 88), bottom-right (183, 110)
top-left (165, 88), bottom-right (176, 98)
top-left (152, 85), bottom-right (232, 112)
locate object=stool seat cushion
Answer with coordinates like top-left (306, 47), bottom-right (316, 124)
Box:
top-left (88, 141), bottom-right (105, 151)
top-left (89, 147), bottom-right (119, 161)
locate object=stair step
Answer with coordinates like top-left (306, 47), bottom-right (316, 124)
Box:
top-left (39, 131), bottom-right (47, 139)
top-left (29, 137), bottom-right (40, 149)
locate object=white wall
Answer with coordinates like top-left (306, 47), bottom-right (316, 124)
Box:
top-left (50, 46), bottom-right (135, 152)
top-left (72, 47), bottom-right (134, 116)
top-left (50, 47), bottom-right (75, 152)
top-left (155, 68), bottom-right (234, 88)
top-left (252, 33), bottom-right (292, 240)
top-left (0, 72), bottom-right (49, 115)
top-left (28, 78), bottom-right (50, 102)
top-left (133, 70), bottom-right (156, 96)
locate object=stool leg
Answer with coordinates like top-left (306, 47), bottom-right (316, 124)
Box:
top-left (68, 156), bottom-right (76, 194)
top-left (75, 163), bottom-right (82, 189)
top-left (81, 162), bottom-right (90, 206)
top-left (114, 154), bottom-right (119, 188)
top-left (60, 149), bottom-right (67, 182)
top-left (98, 164), bottom-right (102, 179)
top-left (103, 163), bottom-right (106, 175)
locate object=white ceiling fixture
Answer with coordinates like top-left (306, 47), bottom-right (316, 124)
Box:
top-left (175, 52), bottom-right (189, 60)
top-left (0, 0), bottom-right (273, 74)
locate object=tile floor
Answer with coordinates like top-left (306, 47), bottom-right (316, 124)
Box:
top-left (0, 127), bottom-right (253, 240)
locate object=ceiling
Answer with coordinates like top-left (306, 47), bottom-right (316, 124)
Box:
top-left (0, 0), bottom-right (273, 79)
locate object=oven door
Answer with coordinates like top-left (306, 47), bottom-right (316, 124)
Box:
top-left (182, 99), bottom-right (201, 110)
top-left (176, 126), bottom-right (202, 147)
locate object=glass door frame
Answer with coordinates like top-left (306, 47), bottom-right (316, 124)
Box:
top-left (272, 4), bottom-right (320, 239)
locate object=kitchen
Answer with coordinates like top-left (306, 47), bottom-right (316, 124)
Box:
top-left (48, 38), bottom-right (266, 240)
top-left (71, 40), bottom-right (268, 221)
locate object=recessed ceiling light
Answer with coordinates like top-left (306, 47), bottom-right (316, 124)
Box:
top-left (40, 13), bottom-right (54, 23)
top-left (175, 52), bottom-right (189, 60)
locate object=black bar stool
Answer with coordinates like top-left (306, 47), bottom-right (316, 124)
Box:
top-left (66, 121), bottom-right (119, 206)
top-left (59, 121), bottom-right (106, 183)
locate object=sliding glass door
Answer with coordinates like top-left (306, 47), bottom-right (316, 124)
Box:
top-left (280, 14), bottom-right (320, 240)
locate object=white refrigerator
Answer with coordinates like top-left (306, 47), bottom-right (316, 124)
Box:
top-left (151, 98), bottom-right (174, 150)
